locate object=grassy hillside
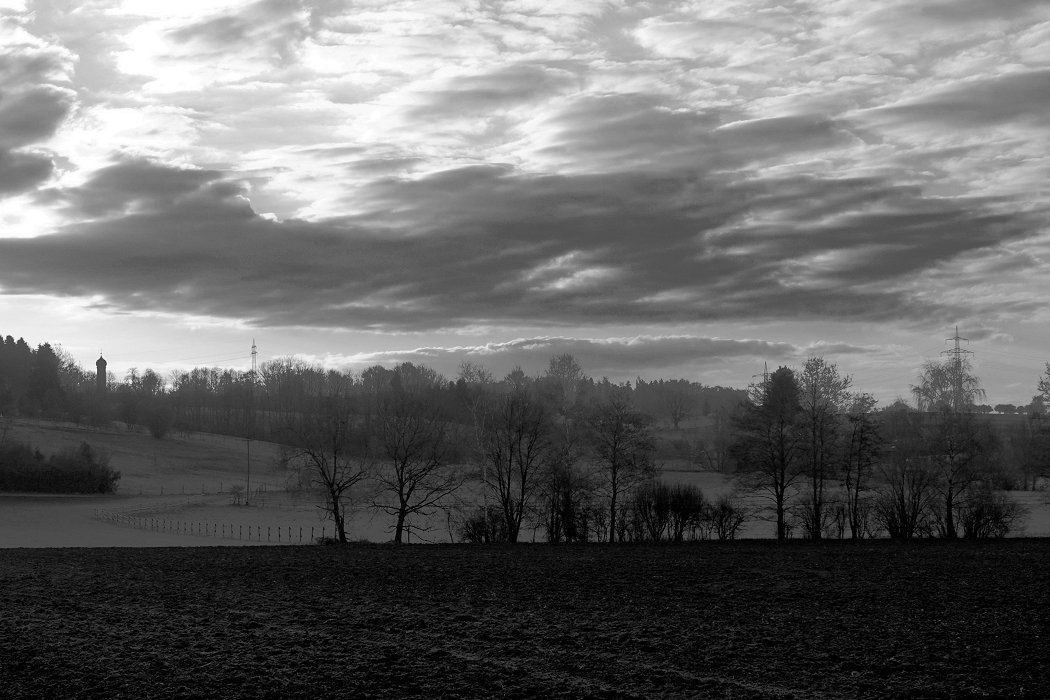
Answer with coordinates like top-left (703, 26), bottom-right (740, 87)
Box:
top-left (3, 418), bottom-right (285, 495)
top-left (2, 541), bottom-right (1047, 698)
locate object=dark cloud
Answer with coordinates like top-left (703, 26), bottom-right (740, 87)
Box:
top-left (46, 158), bottom-right (223, 218)
top-left (900, 0), bottom-right (1047, 25)
top-left (720, 175), bottom-right (1042, 287)
top-left (532, 93), bottom-right (860, 177)
top-left (0, 154), bottom-right (1040, 333)
top-left (867, 69), bottom-right (1050, 129)
top-left (0, 150), bottom-right (53, 195)
top-left (406, 64), bottom-right (579, 119)
top-left (0, 42), bottom-right (74, 197)
top-left (714, 116), bottom-right (855, 163)
top-left (0, 50), bottom-right (68, 85)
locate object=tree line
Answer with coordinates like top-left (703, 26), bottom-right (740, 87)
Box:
top-left (733, 357), bottom-right (1048, 540)
top-left (2, 329), bottom-right (1050, 542)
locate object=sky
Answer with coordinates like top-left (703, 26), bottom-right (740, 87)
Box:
top-left (0, 0), bottom-right (1048, 405)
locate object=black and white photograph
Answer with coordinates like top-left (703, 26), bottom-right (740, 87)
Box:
top-left (1, 0), bottom-right (1049, 696)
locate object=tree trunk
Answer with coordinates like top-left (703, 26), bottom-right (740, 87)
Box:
top-left (944, 488), bottom-right (957, 538)
top-left (776, 500), bottom-right (786, 540)
top-left (330, 494), bottom-right (347, 543)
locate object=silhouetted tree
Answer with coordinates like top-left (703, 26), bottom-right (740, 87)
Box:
top-left (841, 393), bottom-right (882, 538)
top-left (797, 357), bottom-right (852, 539)
top-left (371, 390), bottom-right (462, 543)
top-left (284, 394), bottom-right (369, 544)
top-left (589, 394), bottom-right (656, 542)
top-left (925, 410), bottom-right (997, 538)
top-left (480, 387), bottom-right (550, 543)
top-left (732, 367), bottom-right (804, 540)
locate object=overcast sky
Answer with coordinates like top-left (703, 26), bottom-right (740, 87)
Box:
top-left (1, 0), bottom-right (1048, 404)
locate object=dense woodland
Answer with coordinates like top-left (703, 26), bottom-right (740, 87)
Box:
top-left (2, 332), bottom-right (1050, 542)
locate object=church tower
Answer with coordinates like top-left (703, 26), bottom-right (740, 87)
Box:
top-left (95, 354), bottom-right (107, 393)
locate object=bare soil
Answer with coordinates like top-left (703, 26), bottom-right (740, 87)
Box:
top-left (1, 540), bottom-right (1047, 698)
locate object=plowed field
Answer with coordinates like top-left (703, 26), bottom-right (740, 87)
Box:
top-left (1, 541), bottom-right (1047, 698)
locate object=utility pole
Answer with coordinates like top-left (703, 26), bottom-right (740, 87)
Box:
top-left (942, 326), bottom-right (973, 412)
top-left (246, 339), bottom-right (257, 505)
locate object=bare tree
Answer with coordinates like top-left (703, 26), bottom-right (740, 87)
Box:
top-left (481, 388), bottom-right (550, 543)
top-left (668, 483), bottom-right (707, 541)
top-left (732, 367), bottom-right (804, 540)
top-left (285, 397), bottom-right (369, 544)
top-left (841, 393), bottom-right (882, 539)
top-left (666, 391), bottom-right (693, 430)
top-left (371, 391), bottom-right (463, 544)
top-left (959, 485), bottom-right (1028, 538)
top-left (694, 408), bottom-right (735, 472)
top-left (544, 353), bottom-right (585, 410)
top-left (589, 394), bottom-right (656, 542)
top-left (873, 408), bottom-right (936, 539)
top-left (924, 411), bottom-right (996, 538)
top-left (707, 493), bottom-right (750, 540)
top-left (539, 416), bottom-right (592, 543)
top-left (797, 357), bottom-right (852, 539)
top-left (634, 480), bottom-right (673, 542)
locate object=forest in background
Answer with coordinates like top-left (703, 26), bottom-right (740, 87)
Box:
top-left (1, 332), bottom-right (1049, 543)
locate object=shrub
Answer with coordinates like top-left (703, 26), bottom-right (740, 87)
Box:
top-left (707, 494), bottom-right (749, 540)
top-left (960, 487), bottom-right (1028, 538)
top-left (0, 440), bottom-right (120, 494)
top-left (459, 507), bottom-right (508, 543)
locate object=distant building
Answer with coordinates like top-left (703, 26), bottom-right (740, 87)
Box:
top-left (96, 355), bottom-right (107, 393)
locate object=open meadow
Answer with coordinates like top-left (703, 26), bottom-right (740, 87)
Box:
top-left (1, 540), bottom-right (1048, 698)
top-left (4, 418), bottom-right (1050, 547)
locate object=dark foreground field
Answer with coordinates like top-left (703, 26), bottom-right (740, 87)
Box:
top-left (1, 541), bottom-right (1048, 699)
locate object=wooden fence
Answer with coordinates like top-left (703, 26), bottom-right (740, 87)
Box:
top-left (94, 507), bottom-right (330, 544)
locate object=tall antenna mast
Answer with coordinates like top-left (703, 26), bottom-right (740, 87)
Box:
top-left (942, 326), bottom-right (973, 412)
top-left (251, 338), bottom-right (258, 378)
top-left (751, 362), bottom-right (771, 401)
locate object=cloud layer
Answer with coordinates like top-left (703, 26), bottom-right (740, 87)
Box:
top-left (0, 0), bottom-right (1048, 394)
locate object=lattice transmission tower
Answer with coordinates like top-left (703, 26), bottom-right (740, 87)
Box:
top-left (942, 326), bottom-right (973, 412)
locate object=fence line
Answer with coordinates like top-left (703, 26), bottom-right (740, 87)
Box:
top-left (131, 480), bottom-right (287, 497)
top-left (94, 508), bottom-right (328, 544)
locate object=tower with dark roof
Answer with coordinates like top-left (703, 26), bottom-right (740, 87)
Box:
top-left (96, 355), bottom-right (107, 393)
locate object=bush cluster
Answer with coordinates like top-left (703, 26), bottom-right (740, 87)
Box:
top-left (0, 440), bottom-right (121, 494)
